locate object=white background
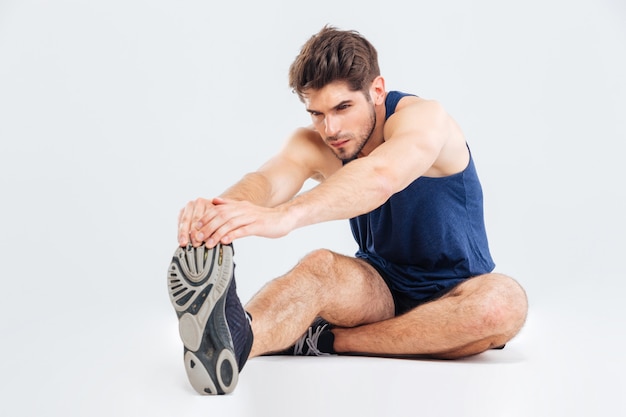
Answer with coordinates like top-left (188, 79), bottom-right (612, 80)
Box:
top-left (1, 0), bottom-right (624, 416)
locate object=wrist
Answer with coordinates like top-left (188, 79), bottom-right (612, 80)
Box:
top-left (280, 199), bottom-right (309, 231)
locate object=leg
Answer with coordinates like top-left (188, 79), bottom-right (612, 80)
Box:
top-left (245, 249), bottom-right (395, 357)
top-left (332, 273), bottom-right (528, 359)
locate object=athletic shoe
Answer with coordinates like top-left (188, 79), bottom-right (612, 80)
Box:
top-left (167, 243), bottom-right (253, 395)
top-left (290, 317), bottom-right (335, 356)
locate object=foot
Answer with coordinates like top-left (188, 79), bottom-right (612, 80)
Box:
top-left (289, 317), bottom-right (335, 356)
top-left (167, 243), bottom-right (253, 395)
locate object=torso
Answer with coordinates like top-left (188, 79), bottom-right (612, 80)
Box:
top-left (347, 91), bottom-right (494, 300)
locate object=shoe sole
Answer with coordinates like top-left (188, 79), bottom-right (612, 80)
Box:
top-left (167, 243), bottom-right (239, 395)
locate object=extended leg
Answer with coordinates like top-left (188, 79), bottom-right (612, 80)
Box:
top-left (332, 273), bottom-right (528, 359)
top-left (245, 249), bottom-right (395, 358)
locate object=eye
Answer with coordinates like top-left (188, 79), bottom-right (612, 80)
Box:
top-left (337, 104), bottom-right (350, 111)
top-left (309, 111), bottom-right (323, 121)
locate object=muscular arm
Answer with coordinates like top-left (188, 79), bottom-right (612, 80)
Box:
top-left (282, 99), bottom-right (454, 228)
top-left (225, 134), bottom-right (332, 206)
top-left (178, 128), bottom-right (337, 246)
top-left (196, 99), bottom-right (463, 247)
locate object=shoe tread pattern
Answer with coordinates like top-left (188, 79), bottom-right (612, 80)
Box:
top-left (167, 244), bottom-right (238, 395)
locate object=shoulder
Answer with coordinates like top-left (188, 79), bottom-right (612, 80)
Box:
top-left (395, 96), bottom-right (446, 117)
top-left (280, 127), bottom-right (341, 181)
top-left (384, 96), bottom-right (449, 136)
top-left (381, 96), bottom-right (468, 177)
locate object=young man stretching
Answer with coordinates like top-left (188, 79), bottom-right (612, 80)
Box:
top-left (167, 25), bottom-right (528, 395)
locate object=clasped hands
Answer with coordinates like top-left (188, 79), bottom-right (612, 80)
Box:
top-left (178, 197), bottom-right (294, 248)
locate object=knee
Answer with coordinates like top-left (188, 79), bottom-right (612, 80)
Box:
top-left (479, 274), bottom-right (528, 340)
top-left (293, 249), bottom-right (338, 285)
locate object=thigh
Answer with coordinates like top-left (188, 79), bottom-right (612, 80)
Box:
top-left (437, 272), bottom-right (525, 302)
top-left (311, 250), bottom-right (395, 328)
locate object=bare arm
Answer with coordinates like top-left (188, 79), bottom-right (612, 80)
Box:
top-left (282, 99), bottom-right (453, 228)
top-left (178, 128), bottom-right (337, 246)
top-left (198, 99), bottom-right (463, 246)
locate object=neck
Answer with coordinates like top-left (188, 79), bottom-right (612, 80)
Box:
top-left (358, 101), bottom-right (387, 158)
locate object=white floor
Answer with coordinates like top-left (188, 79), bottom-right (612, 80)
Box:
top-left (1, 1), bottom-right (625, 416)
top-left (0, 236), bottom-right (626, 417)
top-left (2, 265), bottom-right (624, 417)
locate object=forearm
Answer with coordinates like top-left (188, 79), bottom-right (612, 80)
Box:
top-left (280, 158), bottom-right (394, 229)
top-left (220, 172), bottom-right (275, 207)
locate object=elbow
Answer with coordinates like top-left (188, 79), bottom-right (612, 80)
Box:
top-left (372, 167), bottom-right (397, 205)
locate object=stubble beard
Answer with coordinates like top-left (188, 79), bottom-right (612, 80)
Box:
top-left (330, 104), bottom-right (377, 163)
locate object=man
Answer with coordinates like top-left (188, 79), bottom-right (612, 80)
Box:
top-left (167, 25), bottom-right (528, 395)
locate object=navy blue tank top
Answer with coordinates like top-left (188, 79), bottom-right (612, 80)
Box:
top-left (349, 91), bottom-right (495, 302)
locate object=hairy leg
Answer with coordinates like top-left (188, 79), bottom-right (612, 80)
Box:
top-left (245, 249), bottom-right (395, 358)
top-left (332, 273), bottom-right (528, 359)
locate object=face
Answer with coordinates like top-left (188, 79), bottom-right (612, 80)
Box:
top-left (303, 81), bottom-right (378, 162)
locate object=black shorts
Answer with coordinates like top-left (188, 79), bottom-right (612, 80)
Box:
top-left (365, 260), bottom-right (468, 316)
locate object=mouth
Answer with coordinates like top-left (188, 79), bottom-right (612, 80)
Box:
top-left (329, 139), bottom-right (349, 148)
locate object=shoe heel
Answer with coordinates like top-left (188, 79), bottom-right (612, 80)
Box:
top-left (184, 349), bottom-right (238, 395)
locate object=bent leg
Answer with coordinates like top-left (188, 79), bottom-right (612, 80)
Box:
top-left (333, 273), bottom-right (528, 359)
top-left (245, 249), bottom-right (395, 358)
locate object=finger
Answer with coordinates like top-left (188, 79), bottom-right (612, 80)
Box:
top-left (190, 198), bottom-right (213, 247)
top-left (194, 204), bottom-right (228, 247)
top-left (212, 197), bottom-right (227, 206)
top-left (199, 214), bottom-right (233, 248)
top-left (205, 213), bottom-right (254, 248)
top-left (197, 207), bottom-right (241, 247)
top-left (219, 224), bottom-right (250, 245)
top-left (177, 201), bottom-right (196, 246)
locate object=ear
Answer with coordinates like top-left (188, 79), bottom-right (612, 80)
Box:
top-left (369, 76), bottom-right (386, 105)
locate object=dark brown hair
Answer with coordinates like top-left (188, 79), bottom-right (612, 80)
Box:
top-left (288, 25), bottom-right (380, 100)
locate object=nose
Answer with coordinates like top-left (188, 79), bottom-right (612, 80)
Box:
top-left (324, 115), bottom-right (340, 137)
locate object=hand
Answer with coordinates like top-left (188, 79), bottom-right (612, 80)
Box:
top-left (192, 197), bottom-right (295, 247)
top-left (177, 197), bottom-right (216, 247)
